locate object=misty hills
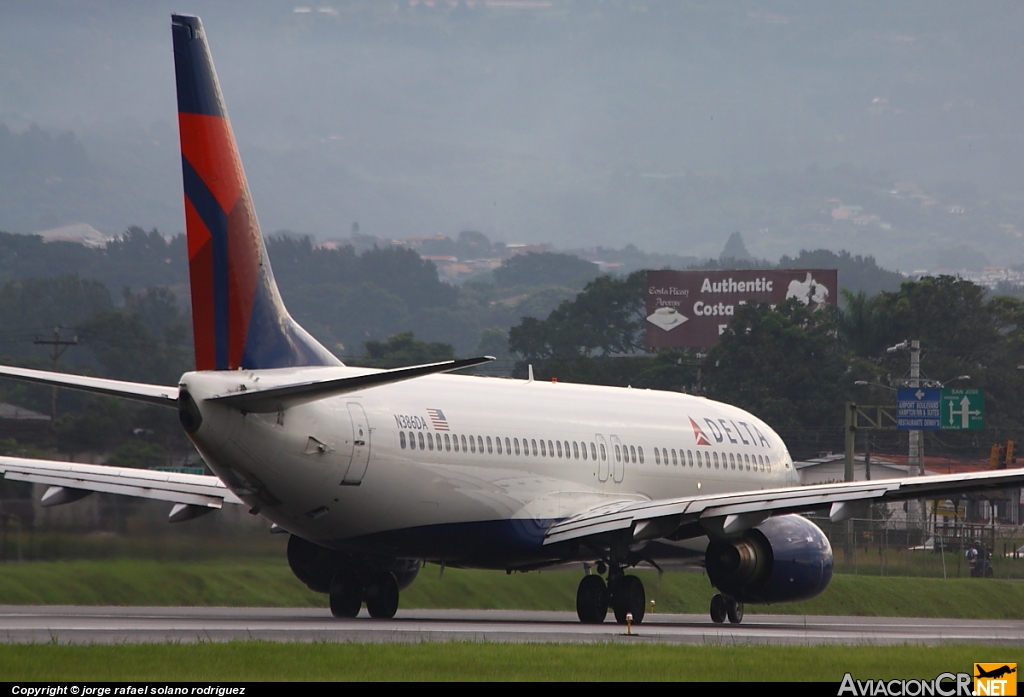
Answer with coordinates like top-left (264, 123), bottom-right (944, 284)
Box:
top-left (1, 1), bottom-right (1023, 272)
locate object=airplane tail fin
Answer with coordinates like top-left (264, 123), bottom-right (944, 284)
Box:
top-left (172, 15), bottom-right (341, 371)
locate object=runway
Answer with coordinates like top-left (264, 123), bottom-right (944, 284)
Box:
top-left (1, 606), bottom-right (1022, 645)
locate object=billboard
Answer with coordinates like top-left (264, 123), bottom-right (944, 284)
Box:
top-left (645, 269), bottom-right (838, 348)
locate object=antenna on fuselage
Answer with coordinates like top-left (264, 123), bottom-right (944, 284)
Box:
top-left (527, 364), bottom-right (534, 383)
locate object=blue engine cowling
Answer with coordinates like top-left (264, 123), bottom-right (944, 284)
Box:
top-left (704, 514), bottom-right (833, 604)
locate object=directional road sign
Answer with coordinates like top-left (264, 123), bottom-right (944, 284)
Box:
top-left (896, 388), bottom-right (941, 430)
top-left (896, 387), bottom-right (984, 430)
top-left (939, 388), bottom-right (984, 430)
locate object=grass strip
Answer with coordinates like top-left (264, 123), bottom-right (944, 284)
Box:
top-left (3, 559), bottom-right (1024, 619)
top-left (1, 642), bottom-right (1021, 681)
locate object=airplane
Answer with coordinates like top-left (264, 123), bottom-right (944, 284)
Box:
top-left (2, 14), bottom-right (1024, 625)
top-left (976, 666), bottom-right (1017, 680)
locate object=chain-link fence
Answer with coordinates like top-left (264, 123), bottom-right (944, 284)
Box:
top-left (814, 509), bottom-right (1024, 579)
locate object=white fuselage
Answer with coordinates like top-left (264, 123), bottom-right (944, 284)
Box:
top-left (181, 367), bottom-right (797, 568)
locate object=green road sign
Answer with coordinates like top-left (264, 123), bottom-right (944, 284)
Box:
top-left (940, 388), bottom-right (984, 430)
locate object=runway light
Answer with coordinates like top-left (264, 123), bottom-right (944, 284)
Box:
top-left (626, 612), bottom-right (633, 635)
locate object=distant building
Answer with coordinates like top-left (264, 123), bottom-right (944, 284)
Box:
top-left (31, 223), bottom-right (111, 248)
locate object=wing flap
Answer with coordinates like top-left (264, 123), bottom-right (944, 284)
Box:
top-left (544, 468), bottom-right (1024, 546)
top-left (0, 456), bottom-right (242, 509)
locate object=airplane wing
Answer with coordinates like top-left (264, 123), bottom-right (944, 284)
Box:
top-left (0, 456), bottom-right (243, 523)
top-left (207, 356), bottom-right (494, 413)
top-left (543, 468), bottom-right (1024, 546)
top-left (0, 365), bottom-right (178, 407)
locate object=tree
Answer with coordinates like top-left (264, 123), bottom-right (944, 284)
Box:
top-left (354, 331), bottom-right (455, 369)
top-left (508, 271), bottom-right (647, 360)
top-left (493, 252), bottom-right (600, 290)
top-left (706, 300), bottom-right (847, 439)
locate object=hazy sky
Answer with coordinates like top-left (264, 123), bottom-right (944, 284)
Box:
top-left (2, 1), bottom-right (1022, 268)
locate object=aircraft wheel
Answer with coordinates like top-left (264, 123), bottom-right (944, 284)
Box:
top-left (329, 573), bottom-right (362, 618)
top-left (575, 574), bottom-right (609, 624)
top-left (709, 593), bottom-right (728, 624)
top-left (610, 574), bottom-right (646, 625)
top-left (365, 572), bottom-right (400, 619)
top-left (726, 598), bottom-right (744, 624)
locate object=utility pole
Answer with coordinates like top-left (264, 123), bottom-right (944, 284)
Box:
top-left (34, 326), bottom-right (78, 421)
top-left (908, 340), bottom-right (923, 476)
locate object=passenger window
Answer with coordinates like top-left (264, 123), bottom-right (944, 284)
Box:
top-left (477, 436), bottom-right (484, 453)
top-left (556, 441), bottom-right (563, 458)
top-left (728, 453), bottom-right (735, 469)
top-left (671, 449), bottom-right (677, 466)
top-left (460, 435), bottom-right (467, 452)
top-left (581, 442), bottom-right (588, 460)
top-left (688, 450), bottom-right (694, 467)
top-left (532, 439), bottom-right (538, 456)
top-left (418, 432), bottom-right (425, 450)
top-left (629, 445), bottom-right (636, 463)
top-left (654, 448), bottom-right (661, 465)
top-left (540, 440), bottom-right (547, 457)
top-left (469, 436), bottom-right (476, 453)
top-left (591, 443), bottom-right (597, 461)
top-left (487, 436), bottom-right (493, 454)
top-left (496, 437), bottom-right (502, 454)
top-left (614, 444), bottom-right (621, 462)
top-left (573, 442), bottom-right (579, 460)
top-left (696, 451), bottom-right (702, 468)
top-left (505, 437), bottom-right (511, 455)
top-left (399, 431), bottom-right (406, 449)
top-left (444, 434), bottom-right (450, 451)
top-left (662, 448), bottom-right (668, 465)
top-left (548, 440), bottom-right (554, 457)
top-left (744, 454), bottom-right (750, 471)
top-left (409, 432), bottom-right (416, 450)
top-left (428, 433), bottom-right (434, 451)
top-left (638, 447), bottom-right (644, 464)
top-left (514, 438), bottom-right (521, 455)
top-left (564, 441), bottom-right (570, 458)
top-left (712, 451), bottom-right (719, 468)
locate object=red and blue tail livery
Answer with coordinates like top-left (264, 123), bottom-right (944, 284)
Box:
top-left (172, 15), bottom-right (339, 371)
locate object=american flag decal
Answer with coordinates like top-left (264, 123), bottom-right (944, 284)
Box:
top-left (426, 408), bottom-right (449, 431)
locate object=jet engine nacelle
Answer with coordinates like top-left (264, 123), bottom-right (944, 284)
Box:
top-left (287, 534), bottom-right (421, 593)
top-left (704, 514), bottom-right (833, 604)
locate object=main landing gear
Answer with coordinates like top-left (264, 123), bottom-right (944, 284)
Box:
top-left (709, 593), bottom-right (743, 624)
top-left (330, 571), bottom-right (400, 619)
top-left (575, 571), bottom-right (646, 625)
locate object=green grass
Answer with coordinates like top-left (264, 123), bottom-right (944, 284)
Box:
top-left (1, 643), bottom-right (1020, 681)
top-left (3, 558), bottom-right (1024, 619)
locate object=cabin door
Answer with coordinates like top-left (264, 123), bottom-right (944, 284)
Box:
top-left (340, 402), bottom-right (371, 485)
top-left (609, 434), bottom-right (624, 483)
top-left (595, 434), bottom-right (609, 482)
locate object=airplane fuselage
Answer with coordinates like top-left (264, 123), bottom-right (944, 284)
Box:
top-left (181, 367), bottom-right (796, 568)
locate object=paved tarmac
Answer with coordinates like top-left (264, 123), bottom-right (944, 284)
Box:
top-left (1, 606), bottom-right (1022, 645)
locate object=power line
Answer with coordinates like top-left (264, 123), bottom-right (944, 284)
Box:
top-left (33, 327), bottom-right (78, 420)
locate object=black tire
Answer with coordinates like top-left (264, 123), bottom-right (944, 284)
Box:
top-left (726, 598), bottom-right (744, 624)
top-left (329, 573), bottom-right (362, 618)
top-left (365, 572), bottom-right (400, 619)
top-left (710, 593), bottom-right (727, 624)
top-left (576, 574), bottom-right (609, 624)
top-left (610, 575), bottom-right (646, 625)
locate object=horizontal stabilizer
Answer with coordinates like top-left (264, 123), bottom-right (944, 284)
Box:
top-left (208, 356), bottom-right (495, 413)
top-left (0, 456), bottom-right (242, 510)
top-left (0, 365), bottom-right (178, 408)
